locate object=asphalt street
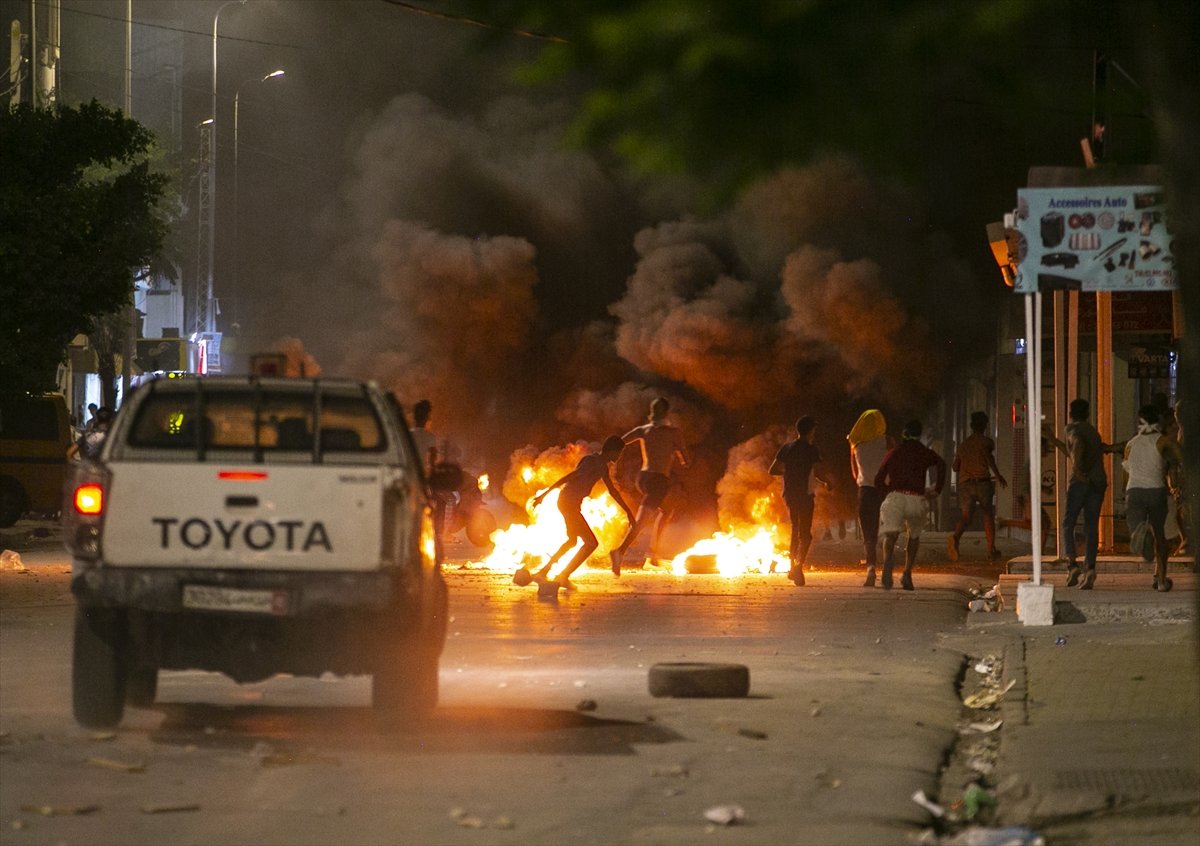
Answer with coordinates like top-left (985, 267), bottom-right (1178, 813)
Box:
top-left (1, 526), bottom-right (1196, 845)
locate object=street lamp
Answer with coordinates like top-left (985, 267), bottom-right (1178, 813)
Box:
top-left (204, 0), bottom-right (247, 344)
top-left (232, 68), bottom-right (285, 330)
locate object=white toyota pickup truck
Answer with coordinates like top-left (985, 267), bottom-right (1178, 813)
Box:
top-left (63, 376), bottom-right (448, 729)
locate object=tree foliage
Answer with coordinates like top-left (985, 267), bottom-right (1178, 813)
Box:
top-left (467, 0), bottom-right (1156, 207)
top-left (0, 100), bottom-right (168, 396)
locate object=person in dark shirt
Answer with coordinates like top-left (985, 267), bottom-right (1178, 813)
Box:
top-left (949, 411), bottom-right (1008, 561)
top-left (769, 416), bottom-right (834, 586)
top-left (1043, 398), bottom-right (1122, 589)
top-left (873, 419), bottom-right (946, 590)
top-left (514, 436), bottom-right (634, 593)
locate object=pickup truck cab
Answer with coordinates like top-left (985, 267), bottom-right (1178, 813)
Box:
top-left (64, 376), bottom-right (447, 729)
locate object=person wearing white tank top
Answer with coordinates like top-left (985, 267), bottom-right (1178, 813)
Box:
top-left (1123, 404), bottom-right (1184, 592)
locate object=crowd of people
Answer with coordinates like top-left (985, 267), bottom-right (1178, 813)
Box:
top-left (491, 392), bottom-right (1188, 596)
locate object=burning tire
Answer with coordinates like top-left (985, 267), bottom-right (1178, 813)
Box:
top-left (648, 662), bottom-right (750, 698)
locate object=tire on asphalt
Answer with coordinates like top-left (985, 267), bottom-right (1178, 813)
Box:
top-left (648, 662), bottom-right (750, 698)
top-left (372, 635), bottom-right (439, 730)
top-left (72, 606), bottom-right (127, 728)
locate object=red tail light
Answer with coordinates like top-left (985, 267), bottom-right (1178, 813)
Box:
top-left (74, 483), bottom-right (104, 515)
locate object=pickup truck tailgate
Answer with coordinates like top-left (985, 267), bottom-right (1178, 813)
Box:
top-left (101, 463), bottom-right (383, 571)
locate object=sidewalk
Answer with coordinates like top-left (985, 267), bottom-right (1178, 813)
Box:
top-left (954, 555), bottom-right (1199, 845)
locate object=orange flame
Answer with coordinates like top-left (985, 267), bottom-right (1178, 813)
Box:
top-left (471, 444), bottom-right (795, 578)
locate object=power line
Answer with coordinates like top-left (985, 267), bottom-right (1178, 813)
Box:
top-left (57, 3), bottom-right (302, 50)
top-left (376, 0), bottom-right (567, 43)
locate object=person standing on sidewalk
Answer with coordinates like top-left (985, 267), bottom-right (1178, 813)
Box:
top-left (1044, 398), bottom-right (1121, 590)
top-left (848, 409), bottom-right (890, 587)
top-left (948, 411), bottom-right (1008, 562)
top-left (611, 397), bottom-right (688, 574)
top-left (873, 419), bottom-right (946, 591)
top-left (770, 415), bottom-right (835, 586)
top-left (1122, 404), bottom-right (1184, 592)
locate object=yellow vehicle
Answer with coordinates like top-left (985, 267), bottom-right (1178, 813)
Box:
top-left (0, 394), bottom-right (73, 527)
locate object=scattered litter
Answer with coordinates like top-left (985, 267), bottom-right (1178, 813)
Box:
top-left (88, 731), bottom-right (117, 742)
top-left (814, 770), bottom-right (842, 789)
top-left (1, 550), bottom-right (26, 571)
top-left (457, 816), bottom-right (486, 829)
top-left (911, 789), bottom-right (945, 818)
top-left (449, 807), bottom-right (468, 820)
top-left (1054, 636), bottom-right (1067, 646)
top-left (10, 819), bottom-right (26, 830)
top-left (21, 803), bottom-right (99, 816)
top-left (651, 764), bottom-right (689, 778)
top-left (810, 706), bottom-right (822, 717)
top-left (737, 728), bottom-right (767, 740)
top-left (703, 804), bottom-right (745, 826)
top-left (141, 803), bottom-right (200, 814)
top-left (942, 825), bottom-right (1045, 846)
top-left (492, 816), bottom-right (515, 830)
top-left (961, 783), bottom-right (997, 821)
top-left (86, 756), bottom-right (145, 773)
top-left (575, 699), bottom-right (598, 712)
top-left (967, 585), bottom-right (1005, 612)
top-left (963, 680), bottom-right (1016, 709)
top-left (967, 758), bottom-right (996, 776)
top-left (963, 720), bottom-right (1003, 734)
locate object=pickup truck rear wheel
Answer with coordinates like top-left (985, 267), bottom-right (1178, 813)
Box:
top-left (373, 636), bottom-right (438, 730)
top-left (72, 606), bottom-right (127, 728)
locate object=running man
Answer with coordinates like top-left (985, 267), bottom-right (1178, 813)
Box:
top-left (948, 411), bottom-right (1008, 561)
top-left (770, 415), bottom-right (835, 586)
top-left (514, 436), bottom-right (635, 593)
top-left (611, 397), bottom-right (688, 574)
top-left (873, 419), bottom-right (946, 591)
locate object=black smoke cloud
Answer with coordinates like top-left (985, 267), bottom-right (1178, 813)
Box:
top-left (308, 98), bottom-right (965, 527)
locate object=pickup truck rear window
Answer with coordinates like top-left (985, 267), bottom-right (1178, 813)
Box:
top-left (127, 391), bottom-right (385, 452)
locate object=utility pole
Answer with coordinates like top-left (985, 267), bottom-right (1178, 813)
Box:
top-left (121, 0), bottom-right (135, 401)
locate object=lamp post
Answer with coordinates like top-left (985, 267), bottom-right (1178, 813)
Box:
top-left (204, 0), bottom-right (246, 341)
top-left (232, 68), bottom-right (285, 330)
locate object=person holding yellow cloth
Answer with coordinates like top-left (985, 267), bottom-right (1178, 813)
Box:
top-left (848, 409), bottom-right (891, 587)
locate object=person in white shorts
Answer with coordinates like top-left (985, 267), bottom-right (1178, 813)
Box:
top-left (873, 419), bottom-right (946, 591)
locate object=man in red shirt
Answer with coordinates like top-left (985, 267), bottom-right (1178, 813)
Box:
top-left (873, 419), bottom-right (947, 590)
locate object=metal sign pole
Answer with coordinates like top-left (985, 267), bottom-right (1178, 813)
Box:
top-left (1025, 292), bottom-right (1044, 585)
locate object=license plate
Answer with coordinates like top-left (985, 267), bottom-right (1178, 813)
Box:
top-left (181, 585), bottom-right (289, 615)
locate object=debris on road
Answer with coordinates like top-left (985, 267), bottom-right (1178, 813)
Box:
top-left (87, 731), bottom-right (117, 742)
top-left (962, 719), bottom-right (1003, 734)
top-left (963, 680), bottom-right (1015, 709)
top-left (737, 727), bottom-right (768, 740)
top-left (21, 803), bottom-right (100, 816)
top-left (86, 756), bottom-right (146, 773)
top-left (911, 789), bottom-right (945, 818)
top-left (1, 550), bottom-right (26, 571)
top-left (141, 802), bottom-right (201, 814)
top-left (941, 825), bottom-right (1045, 846)
top-left (492, 816), bottom-right (515, 830)
top-left (575, 699), bottom-right (598, 712)
top-left (814, 770), bottom-right (843, 789)
top-left (959, 783), bottom-right (997, 822)
top-left (703, 804), bottom-right (745, 825)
